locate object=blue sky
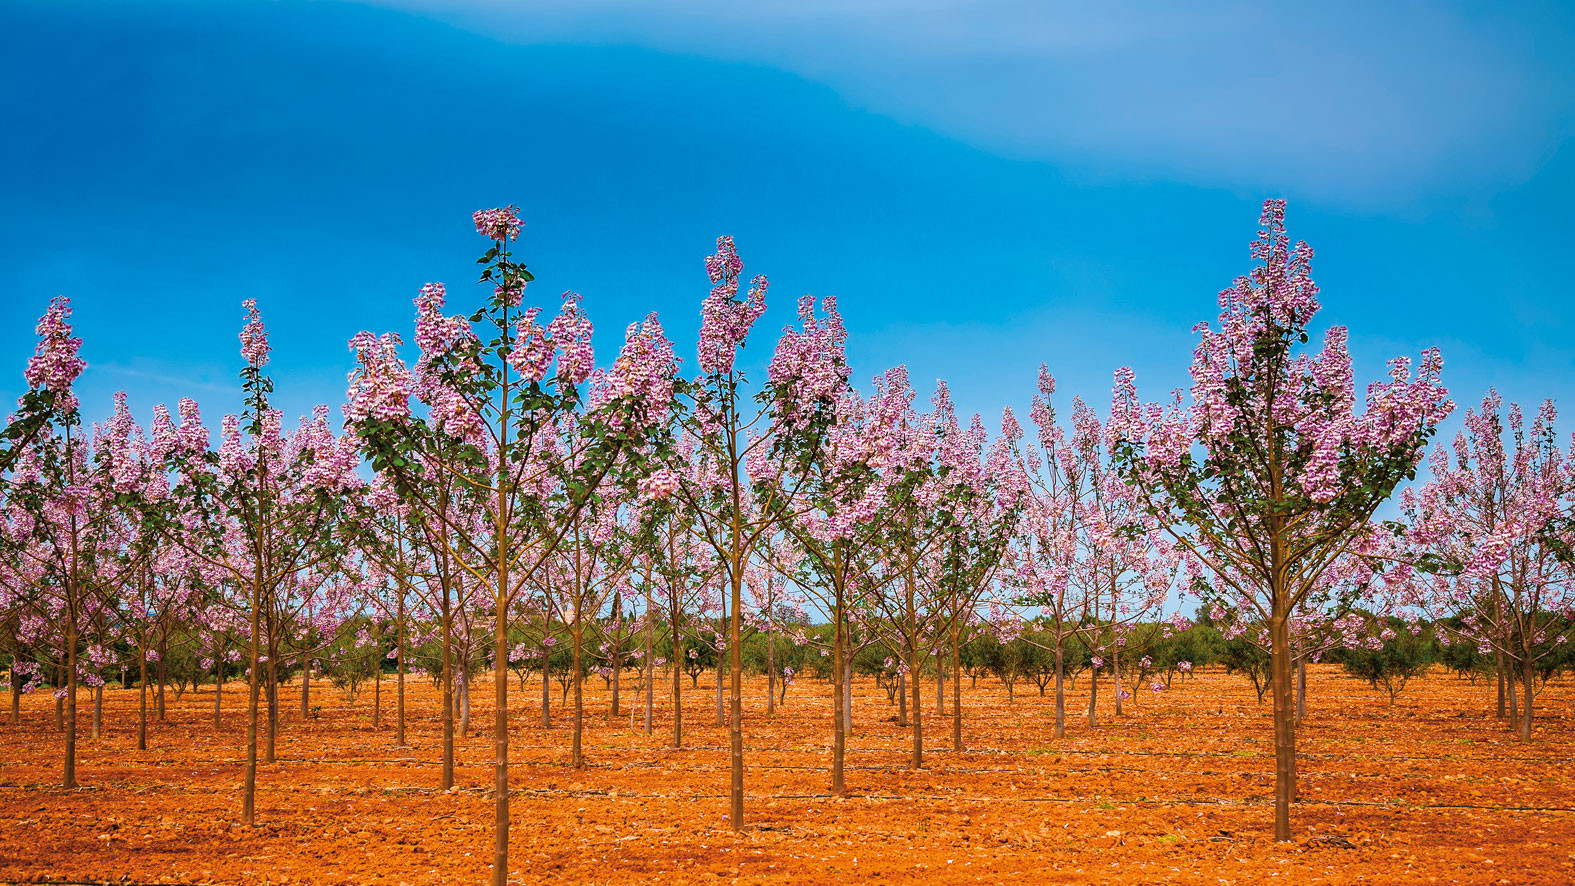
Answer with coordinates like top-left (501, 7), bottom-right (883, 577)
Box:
top-left (3, 0), bottom-right (1573, 441)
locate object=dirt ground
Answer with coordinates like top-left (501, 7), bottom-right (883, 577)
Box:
top-left (0, 664), bottom-right (1570, 885)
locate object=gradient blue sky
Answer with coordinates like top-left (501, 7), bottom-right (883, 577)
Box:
top-left (3, 0), bottom-right (1573, 440)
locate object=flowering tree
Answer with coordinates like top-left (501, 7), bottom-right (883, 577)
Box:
top-left (345, 206), bottom-right (676, 885)
top-left (1401, 391), bottom-right (1574, 739)
top-left (922, 404), bottom-right (1026, 750)
top-left (769, 365), bottom-right (908, 793)
top-left (541, 480), bottom-right (637, 767)
top-left (663, 237), bottom-right (853, 830)
top-left (160, 300), bottom-right (359, 826)
top-left (1107, 200), bottom-right (1454, 840)
top-left (0, 298), bottom-right (156, 787)
top-left (865, 381), bottom-right (1023, 768)
top-left (631, 486), bottom-right (718, 748)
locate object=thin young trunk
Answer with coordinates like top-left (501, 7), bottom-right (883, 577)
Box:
top-left (9, 653), bottom-right (20, 725)
top-left (457, 666), bottom-right (471, 736)
top-left (936, 644), bottom-right (945, 718)
top-left (52, 661), bottom-right (62, 731)
top-left (373, 647), bottom-right (382, 728)
top-left (842, 656), bottom-right (853, 736)
top-left (92, 683), bottom-right (102, 740)
top-left (610, 591), bottom-right (621, 720)
top-left (671, 635), bottom-right (683, 749)
top-left (265, 641), bottom-right (278, 764)
top-left (951, 627), bottom-right (962, 751)
top-left (156, 630), bottom-right (168, 722)
top-left (1520, 654), bottom-right (1534, 741)
top-left (571, 622), bottom-right (584, 768)
top-left (1053, 639), bottom-right (1066, 739)
top-left (539, 640), bottom-right (551, 729)
top-left (1507, 659), bottom-right (1519, 731)
top-left (908, 642), bottom-right (923, 770)
top-left (1087, 658), bottom-right (1099, 728)
top-left (728, 564), bottom-right (744, 832)
top-left (490, 522), bottom-right (510, 886)
top-left (440, 605), bottom-right (454, 790)
top-left (396, 593), bottom-right (407, 747)
top-left (897, 669), bottom-right (907, 726)
top-left (643, 586), bottom-right (654, 736)
top-left (301, 645), bottom-right (311, 721)
top-left (1295, 657), bottom-right (1307, 724)
top-left (714, 594), bottom-right (725, 728)
top-left (1112, 642), bottom-right (1123, 717)
top-left (137, 650), bottom-right (149, 751)
top-left (831, 610), bottom-right (846, 796)
top-left (1496, 652), bottom-right (1507, 717)
top-left (213, 644), bottom-right (224, 728)
top-left (1269, 602), bottom-right (1295, 842)
top-left (1494, 580), bottom-right (1507, 718)
top-left (64, 621), bottom-right (78, 788)
top-left (766, 621), bottom-right (776, 717)
top-left (243, 578), bottom-right (262, 826)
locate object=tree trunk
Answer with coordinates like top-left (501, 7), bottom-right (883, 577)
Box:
top-left (10, 653), bottom-right (21, 725)
top-left (491, 600), bottom-right (509, 886)
top-left (728, 568), bottom-right (744, 833)
top-left (265, 643), bottom-right (278, 764)
top-left (539, 641), bottom-right (551, 729)
top-left (1087, 659), bottom-right (1099, 728)
top-left (610, 590), bottom-right (622, 720)
top-left (242, 580), bottom-right (261, 826)
top-left (1507, 660), bottom-right (1519, 732)
top-left (1269, 606), bottom-right (1295, 842)
top-left (64, 623), bottom-right (78, 788)
top-left (138, 650), bottom-right (149, 751)
top-left (1112, 646), bottom-right (1123, 717)
top-left (440, 608), bottom-right (454, 790)
top-left (831, 614), bottom-right (846, 796)
top-left (1295, 657), bottom-right (1307, 724)
top-left (301, 647), bottom-right (311, 721)
top-left (373, 650), bottom-right (381, 728)
top-left (908, 643), bottom-right (923, 770)
top-left (950, 628), bottom-right (962, 751)
top-left (1053, 639), bottom-right (1066, 739)
top-left (571, 622), bottom-right (584, 768)
top-left (92, 683), bottom-right (102, 740)
top-left (936, 644), bottom-right (945, 718)
top-left (643, 587), bottom-right (654, 736)
top-left (396, 593), bottom-right (407, 747)
top-left (1520, 654), bottom-right (1534, 741)
top-left (671, 636), bottom-right (683, 749)
top-left (897, 669), bottom-right (907, 726)
top-left (766, 623), bottom-right (776, 718)
top-left (843, 657), bottom-right (853, 737)
top-left (156, 631), bottom-right (168, 722)
top-left (213, 647), bottom-right (224, 728)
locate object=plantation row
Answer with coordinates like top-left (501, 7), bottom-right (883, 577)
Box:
top-left (18, 612), bottom-right (1574, 732)
top-left (3, 200), bottom-right (1570, 884)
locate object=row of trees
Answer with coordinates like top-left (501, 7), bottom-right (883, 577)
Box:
top-left (3, 201), bottom-right (1571, 882)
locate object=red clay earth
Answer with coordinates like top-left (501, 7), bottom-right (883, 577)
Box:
top-left (0, 665), bottom-right (1570, 885)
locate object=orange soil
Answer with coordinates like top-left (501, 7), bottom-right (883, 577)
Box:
top-left (0, 665), bottom-right (1571, 885)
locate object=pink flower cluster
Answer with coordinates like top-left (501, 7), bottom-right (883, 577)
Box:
top-left (25, 296), bottom-right (87, 405)
top-left (697, 236), bottom-right (767, 376)
top-left (345, 331), bottom-right (412, 424)
top-left (473, 205), bottom-right (522, 242)
top-left (768, 295), bottom-right (850, 428)
top-left (588, 312), bottom-right (677, 428)
top-left (239, 299), bottom-right (271, 368)
top-left (637, 467), bottom-right (681, 502)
